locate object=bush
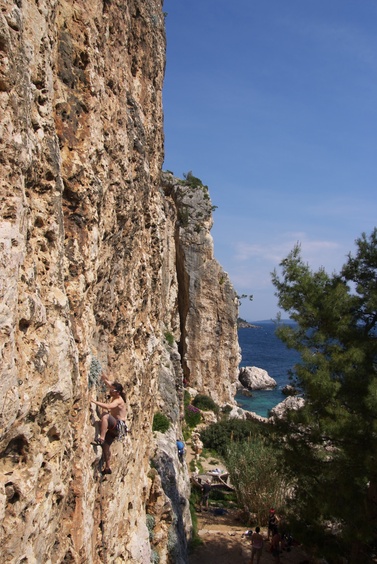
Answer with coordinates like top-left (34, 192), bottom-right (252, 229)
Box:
top-left (184, 389), bottom-right (191, 407)
top-left (152, 412), bottom-right (170, 433)
top-left (200, 418), bottom-right (265, 456)
top-left (146, 514), bottom-right (155, 541)
top-left (184, 404), bottom-right (201, 428)
top-left (183, 170), bottom-right (207, 189)
top-left (192, 394), bottom-right (219, 413)
top-left (225, 439), bottom-right (289, 525)
top-left (188, 490), bottom-right (203, 552)
top-left (164, 331), bottom-right (174, 346)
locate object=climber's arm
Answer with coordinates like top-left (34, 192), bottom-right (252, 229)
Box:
top-left (101, 372), bottom-right (113, 387)
top-left (91, 397), bottom-right (121, 410)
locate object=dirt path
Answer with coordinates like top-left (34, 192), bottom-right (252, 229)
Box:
top-left (186, 439), bottom-right (312, 564)
top-left (189, 515), bottom-right (311, 564)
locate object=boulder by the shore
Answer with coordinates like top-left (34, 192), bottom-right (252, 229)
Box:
top-left (239, 366), bottom-right (277, 390)
top-left (269, 396), bottom-right (305, 419)
top-left (237, 396), bottom-right (305, 423)
top-left (282, 384), bottom-right (298, 396)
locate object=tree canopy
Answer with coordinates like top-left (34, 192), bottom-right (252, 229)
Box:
top-left (271, 229), bottom-right (377, 563)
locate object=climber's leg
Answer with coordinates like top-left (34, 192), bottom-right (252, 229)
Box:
top-left (99, 413), bottom-right (110, 441)
top-left (102, 441), bottom-right (111, 472)
top-left (102, 415), bottom-right (117, 473)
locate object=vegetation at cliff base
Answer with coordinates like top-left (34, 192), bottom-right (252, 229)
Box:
top-left (271, 228), bottom-right (377, 563)
top-left (226, 438), bottom-right (289, 525)
top-left (192, 393), bottom-right (219, 414)
top-left (200, 418), bottom-right (264, 456)
top-left (199, 418), bottom-right (286, 525)
top-left (184, 404), bottom-right (201, 428)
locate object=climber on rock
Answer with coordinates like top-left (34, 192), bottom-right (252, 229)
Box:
top-left (91, 372), bottom-right (128, 474)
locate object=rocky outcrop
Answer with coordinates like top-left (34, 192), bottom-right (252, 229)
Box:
top-left (0, 1), bottom-right (239, 563)
top-left (282, 385), bottom-right (299, 396)
top-left (237, 318), bottom-right (259, 329)
top-left (162, 172), bottom-right (241, 404)
top-left (269, 396), bottom-right (305, 419)
top-left (239, 366), bottom-right (277, 390)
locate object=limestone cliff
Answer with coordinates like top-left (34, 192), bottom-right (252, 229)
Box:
top-left (0, 1), bottom-right (239, 562)
top-left (162, 172), bottom-right (240, 403)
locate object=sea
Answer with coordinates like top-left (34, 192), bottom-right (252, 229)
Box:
top-left (235, 320), bottom-right (301, 418)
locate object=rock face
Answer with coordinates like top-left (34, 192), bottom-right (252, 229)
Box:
top-left (270, 396), bottom-right (305, 419)
top-left (0, 1), bottom-right (239, 563)
top-left (239, 366), bottom-right (277, 390)
top-left (162, 172), bottom-right (241, 404)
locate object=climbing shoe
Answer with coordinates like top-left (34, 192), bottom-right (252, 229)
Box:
top-left (92, 438), bottom-right (104, 446)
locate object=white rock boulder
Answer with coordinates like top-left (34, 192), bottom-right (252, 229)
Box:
top-left (269, 396), bottom-right (305, 419)
top-left (239, 366), bottom-right (277, 390)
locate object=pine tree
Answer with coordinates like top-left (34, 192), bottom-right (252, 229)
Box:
top-left (271, 229), bottom-right (377, 563)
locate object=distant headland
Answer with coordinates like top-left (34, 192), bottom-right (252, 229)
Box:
top-left (237, 317), bottom-right (260, 329)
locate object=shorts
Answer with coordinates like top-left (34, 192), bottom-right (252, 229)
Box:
top-left (105, 415), bottom-right (127, 444)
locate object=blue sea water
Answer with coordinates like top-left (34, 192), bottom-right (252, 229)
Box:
top-left (235, 321), bottom-right (301, 418)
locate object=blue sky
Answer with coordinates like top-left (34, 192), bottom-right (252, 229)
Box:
top-left (162, 0), bottom-right (377, 322)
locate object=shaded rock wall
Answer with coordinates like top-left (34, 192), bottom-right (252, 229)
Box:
top-left (0, 1), bottom-right (239, 562)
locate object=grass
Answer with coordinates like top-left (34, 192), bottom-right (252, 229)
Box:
top-left (188, 490), bottom-right (203, 553)
top-left (189, 458), bottom-right (204, 474)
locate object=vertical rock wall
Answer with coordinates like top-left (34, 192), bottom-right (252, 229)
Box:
top-left (162, 173), bottom-right (241, 404)
top-left (0, 1), bottom-right (239, 562)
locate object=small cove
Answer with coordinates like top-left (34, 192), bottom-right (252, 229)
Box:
top-left (236, 321), bottom-right (301, 417)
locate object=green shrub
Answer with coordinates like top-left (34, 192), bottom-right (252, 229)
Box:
top-left (183, 170), bottom-right (206, 189)
top-left (164, 331), bottom-right (174, 346)
top-left (225, 439), bottom-right (289, 525)
top-left (184, 389), bottom-right (191, 407)
top-left (182, 427), bottom-right (192, 441)
top-left (192, 394), bottom-right (219, 413)
top-left (209, 489), bottom-right (237, 507)
top-left (146, 514), bottom-right (155, 541)
top-left (188, 491), bottom-right (203, 553)
top-left (167, 528), bottom-right (178, 558)
top-left (184, 404), bottom-right (201, 428)
top-left (200, 418), bottom-right (265, 456)
top-left (189, 458), bottom-right (203, 474)
top-left (152, 412), bottom-right (170, 433)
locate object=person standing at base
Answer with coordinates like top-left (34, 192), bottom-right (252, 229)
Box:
top-left (268, 508), bottom-right (278, 540)
top-left (271, 528), bottom-right (282, 564)
top-left (250, 526), bottom-right (264, 564)
top-left (199, 480), bottom-right (211, 511)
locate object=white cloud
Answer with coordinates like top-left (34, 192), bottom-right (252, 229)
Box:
top-left (234, 232), bottom-right (342, 270)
